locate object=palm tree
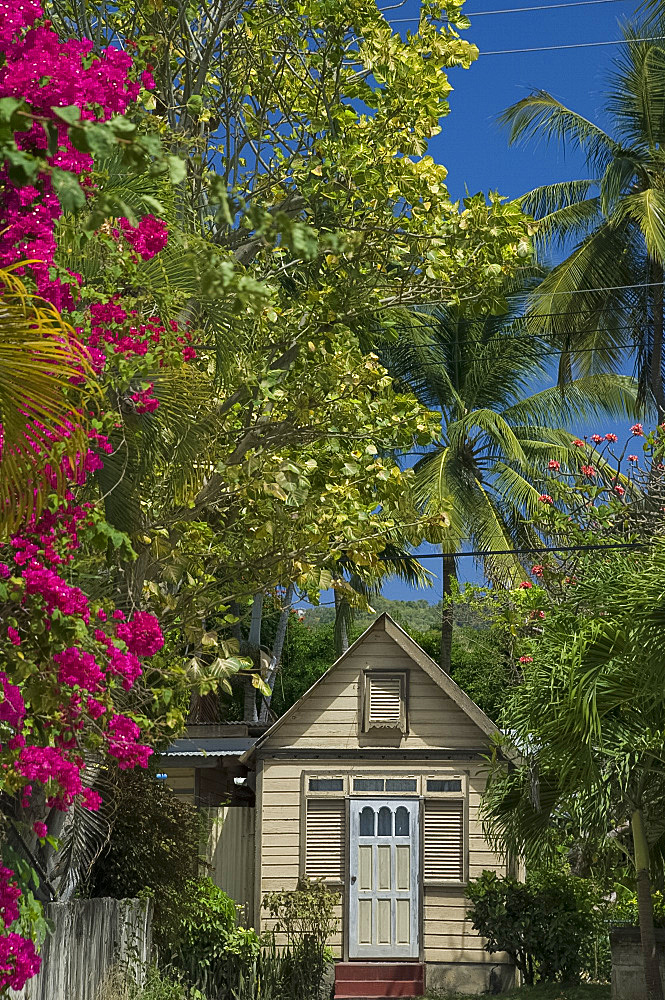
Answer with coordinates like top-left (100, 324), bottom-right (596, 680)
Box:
top-left (383, 306), bottom-right (639, 672)
top-left (499, 23), bottom-right (665, 415)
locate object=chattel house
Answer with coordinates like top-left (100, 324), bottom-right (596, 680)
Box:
top-left (162, 614), bottom-right (516, 998)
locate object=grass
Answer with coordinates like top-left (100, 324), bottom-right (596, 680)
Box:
top-left (422, 984), bottom-right (611, 1000)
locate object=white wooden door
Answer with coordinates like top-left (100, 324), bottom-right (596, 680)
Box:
top-left (348, 799), bottom-right (419, 959)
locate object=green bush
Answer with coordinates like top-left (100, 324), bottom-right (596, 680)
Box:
top-left (263, 878), bottom-right (339, 1000)
top-left (96, 966), bottom-right (191, 1000)
top-left (466, 869), bottom-right (608, 984)
top-left (611, 886), bottom-right (665, 928)
top-left (168, 878), bottom-right (245, 994)
top-left (89, 767), bottom-right (202, 949)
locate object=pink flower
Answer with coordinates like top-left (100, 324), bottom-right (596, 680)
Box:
top-left (538, 494), bottom-right (554, 505)
top-left (0, 867), bottom-right (21, 928)
top-left (7, 627), bottom-right (20, 646)
top-left (590, 434), bottom-right (603, 444)
top-left (0, 933), bottom-right (41, 991)
top-left (0, 564), bottom-right (9, 578)
top-left (581, 465), bottom-right (595, 477)
top-left (106, 713), bottom-right (152, 769)
top-left (182, 346), bottom-right (197, 361)
top-left (531, 565), bottom-right (544, 577)
top-left (0, 673), bottom-right (25, 730)
top-left (614, 485), bottom-right (625, 496)
top-left (81, 788), bottom-right (102, 811)
top-left (32, 822), bottom-right (47, 839)
top-left (572, 438), bottom-right (585, 448)
top-left (519, 655), bottom-right (533, 664)
top-left (518, 581), bottom-right (532, 589)
top-left (547, 460), bottom-right (560, 471)
top-left (630, 423), bottom-right (644, 436)
top-left (116, 611), bottom-right (163, 657)
top-left (628, 454), bottom-right (638, 462)
top-left (605, 433), bottom-right (618, 443)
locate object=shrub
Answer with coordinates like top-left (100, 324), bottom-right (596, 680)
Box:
top-left (263, 878), bottom-right (339, 1000)
top-left (612, 886), bottom-right (665, 928)
top-left (96, 966), bottom-right (191, 1000)
top-left (168, 878), bottom-right (242, 994)
top-left (466, 869), bottom-right (608, 984)
top-left (89, 768), bottom-right (202, 949)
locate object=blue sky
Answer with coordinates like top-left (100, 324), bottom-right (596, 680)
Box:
top-left (378, 0), bottom-right (643, 603)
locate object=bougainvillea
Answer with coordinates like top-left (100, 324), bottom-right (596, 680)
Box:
top-left (0, 2), bottom-right (179, 992)
top-left (0, 0), bottom-right (142, 309)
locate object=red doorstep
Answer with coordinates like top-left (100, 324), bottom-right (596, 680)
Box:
top-left (334, 963), bottom-right (424, 999)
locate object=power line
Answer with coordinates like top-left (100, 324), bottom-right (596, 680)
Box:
top-left (413, 541), bottom-right (646, 558)
top-left (480, 35), bottom-right (665, 55)
top-left (388, 0), bottom-right (628, 19)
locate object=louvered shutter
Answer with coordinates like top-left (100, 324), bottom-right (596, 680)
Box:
top-left (423, 800), bottom-right (464, 881)
top-left (305, 799), bottom-right (345, 880)
top-left (365, 673), bottom-right (405, 729)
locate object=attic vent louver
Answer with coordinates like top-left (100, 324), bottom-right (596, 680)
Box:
top-left (364, 672), bottom-right (406, 731)
top-left (305, 799), bottom-right (344, 881)
top-left (423, 800), bottom-right (464, 881)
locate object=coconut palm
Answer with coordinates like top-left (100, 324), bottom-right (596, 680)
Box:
top-left (499, 23), bottom-right (665, 415)
top-left (383, 306), bottom-right (640, 672)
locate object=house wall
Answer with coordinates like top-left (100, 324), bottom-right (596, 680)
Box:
top-left (255, 622), bottom-right (513, 990)
top-left (162, 766), bottom-right (195, 803)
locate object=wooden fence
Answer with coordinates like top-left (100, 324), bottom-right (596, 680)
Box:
top-left (202, 805), bottom-right (255, 925)
top-left (9, 897), bottom-right (152, 1000)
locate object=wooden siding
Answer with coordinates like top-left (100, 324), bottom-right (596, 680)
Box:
top-left (257, 759), bottom-right (510, 965)
top-left (264, 633), bottom-right (484, 750)
top-left (163, 767), bottom-right (195, 804)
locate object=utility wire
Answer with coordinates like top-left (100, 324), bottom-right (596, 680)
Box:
top-left (413, 541), bottom-right (646, 558)
top-left (388, 0), bottom-right (628, 19)
top-left (480, 35), bottom-right (665, 55)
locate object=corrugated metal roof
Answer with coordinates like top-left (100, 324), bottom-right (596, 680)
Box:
top-left (164, 737), bottom-right (258, 757)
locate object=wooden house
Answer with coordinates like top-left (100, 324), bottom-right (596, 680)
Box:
top-left (239, 612), bottom-right (516, 998)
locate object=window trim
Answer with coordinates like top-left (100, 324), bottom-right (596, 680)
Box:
top-left (360, 669), bottom-right (408, 733)
top-left (424, 772), bottom-right (468, 797)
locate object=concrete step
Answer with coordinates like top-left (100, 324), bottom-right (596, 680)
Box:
top-left (334, 963), bottom-right (424, 998)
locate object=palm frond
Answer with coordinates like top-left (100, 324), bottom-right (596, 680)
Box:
top-left (499, 91), bottom-right (621, 174)
top-left (0, 265), bottom-right (98, 533)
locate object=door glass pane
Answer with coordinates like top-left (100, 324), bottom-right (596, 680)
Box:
top-left (378, 806), bottom-right (392, 836)
top-left (359, 806), bottom-right (375, 836)
top-left (395, 806), bottom-right (410, 836)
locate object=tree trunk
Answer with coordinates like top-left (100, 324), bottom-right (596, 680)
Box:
top-left (632, 807), bottom-right (664, 1000)
top-left (650, 258), bottom-right (665, 421)
top-left (243, 592), bottom-right (264, 723)
top-left (334, 588), bottom-right (350, 657)
top-left (259, 583), bottom-right (295, 723)
top-left (440, 552), bottom-right (455, 674)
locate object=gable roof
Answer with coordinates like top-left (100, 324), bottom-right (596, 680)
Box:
top-left (240, 612), bottom-right (499, 762)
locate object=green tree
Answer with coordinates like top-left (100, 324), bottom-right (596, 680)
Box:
top-left (499, 24), bottom-right (665, 415)
top-left (482, 540), bottom-right (665, 1000)
top-left (383, 304), bottom-right (639, 671)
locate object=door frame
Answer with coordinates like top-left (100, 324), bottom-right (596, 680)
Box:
top-left (347, 797), bottom-right (420, 961)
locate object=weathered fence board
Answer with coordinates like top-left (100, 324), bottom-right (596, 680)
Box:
top-left (202, 806), bottom-right (255, 924)
top-left (10, 897), bottom-right (152, 1000)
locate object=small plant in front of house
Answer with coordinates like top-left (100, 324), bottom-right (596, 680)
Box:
top-left (263, 878), bottom-right (340, 1000)
top-left (466, 869), bottom-right (608, 984)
